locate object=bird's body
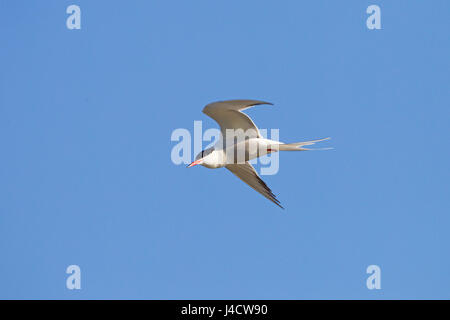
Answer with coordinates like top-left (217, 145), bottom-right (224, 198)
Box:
top-left (197, 137), bottom-right (281, 169)
top-left (188, 99), bottom-right (330, 208)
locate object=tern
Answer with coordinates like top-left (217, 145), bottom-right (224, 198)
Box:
top-left (187, 100), bottom-right (330, 208)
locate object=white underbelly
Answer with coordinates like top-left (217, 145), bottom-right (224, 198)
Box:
top-left (223, 138), bottom-right (280, 164)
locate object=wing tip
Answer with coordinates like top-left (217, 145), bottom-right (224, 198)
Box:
top-left (253, 100), bottom-right (274, 107)
top-left (203, 99), bottom-right (274, 108)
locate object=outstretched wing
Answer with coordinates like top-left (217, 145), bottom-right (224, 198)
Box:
top-left (226, 162), bottom-right (283, 209)
top-left (203, 100), bottom-right (273, 139)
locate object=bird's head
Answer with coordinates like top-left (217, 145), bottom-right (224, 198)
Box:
top-left (187, 147), bottom-right (215, 168)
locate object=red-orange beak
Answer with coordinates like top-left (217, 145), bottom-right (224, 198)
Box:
top-left (187, 159), bottom-right (202, 168)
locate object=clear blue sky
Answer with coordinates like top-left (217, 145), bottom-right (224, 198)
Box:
top-left (1, 0), bottom-right (449, 299)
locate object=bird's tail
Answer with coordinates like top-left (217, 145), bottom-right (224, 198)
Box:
top-left (278, 137), bottom-right (332, 151)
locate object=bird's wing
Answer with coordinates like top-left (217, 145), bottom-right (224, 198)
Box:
top-left (226, 162), bottom-right (283, 209)
top-left (203, 100), bottom-right (273, 139)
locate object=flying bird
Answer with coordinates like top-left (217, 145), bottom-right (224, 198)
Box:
top-left (187, 100), bottom-right (330, 208)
